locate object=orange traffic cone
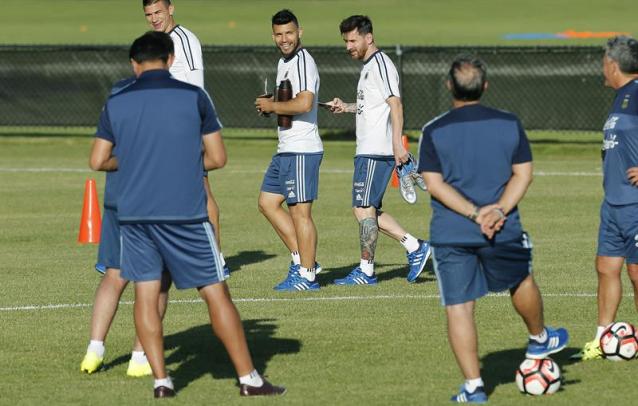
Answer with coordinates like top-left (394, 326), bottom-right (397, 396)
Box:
top-left (78, 178), bottom-right (102, 244)
top-left (391, 135), bottom-right (411, 188)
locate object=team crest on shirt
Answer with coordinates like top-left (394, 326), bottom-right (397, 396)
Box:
top-left (622, 94), bottom-right (630, 109)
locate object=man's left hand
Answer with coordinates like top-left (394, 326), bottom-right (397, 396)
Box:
top-left (393, 144), bottom-right (409, 166)
top-left (627, 167), bottom-right (638, 186)
top-left (255, 96), bottom-right (275, 114)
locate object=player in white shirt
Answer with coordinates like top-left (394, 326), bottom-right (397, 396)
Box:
top-left (80, 0), bottom-right (227, 378)
top-left (255, 9), bottom-right (323, 291)
top-left (328, 15), bottom-right (431, 286)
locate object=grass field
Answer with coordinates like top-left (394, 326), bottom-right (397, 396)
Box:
top-left (2, 0), bottom-right (635, 46)
top-left (2, 130), bottom-right (638, 404)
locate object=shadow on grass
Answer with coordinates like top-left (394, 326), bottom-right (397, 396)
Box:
top-left (224, 250), bottom-right (277, 274)
top-left (480, 347), bottom-right (582, 396)
top-left (102, 319), bottom-right (300, 393)
top-left (163, 319), bottom-right (300, 392)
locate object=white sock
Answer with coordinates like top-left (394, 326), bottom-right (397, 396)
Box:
top-left (360, 259), bottom-right (374, 277)
top-left (400, 234), bottom-right (420, 253)
top-left (239, 369), bottom-right (264, 387)
top-left (220, 252), bottom-right (226, 267)
top-left (299, 266), bottom-right (316, 282)
top-left (131, 351), bottom-right (147, 364)
top-left (530, 328), bottom-right (548, 343)
top-left (87, 340), bottom-right (105, 358)
top-left (291, 251), bottom-right (301, 265)
top-left (594, 325), bottom-right (608, 341)
top-left (465, 377), bottom-right (484, 392)
top-left (154, 376), bottom-right (174, 390)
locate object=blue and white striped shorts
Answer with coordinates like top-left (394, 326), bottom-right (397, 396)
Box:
top-left (352, 155), bottom-right (395, 209)
top-left (261, 152), bottom-right (323, 204)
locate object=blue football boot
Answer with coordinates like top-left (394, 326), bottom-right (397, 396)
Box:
top-left (526, 326), bottom-right (569, 359)
top-left (334, 267), bottom-right (378, 285)
top-left (451, 385), bottom-right (487, 403)
top-left (407, 241), bottom-right (431, 283)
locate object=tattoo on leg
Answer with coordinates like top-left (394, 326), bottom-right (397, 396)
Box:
top-left (359, 217), bottom-right (379, 261)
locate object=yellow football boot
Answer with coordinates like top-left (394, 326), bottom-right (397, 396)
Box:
top-left (80, 352), bottom-right (104, 374)
top-left (570, 340), bottom-right (603, 360)
top-left (127, 359), bottom-right (153, 377)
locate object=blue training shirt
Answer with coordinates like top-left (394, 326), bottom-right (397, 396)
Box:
top-left (418, 104), bottom-right (532, 246)
top-left (95, 69), bottom-right (222, 224)
top-left (98, 76), bottom-right (137, 210)
top-left (602, 80), bottom-right (638, 206)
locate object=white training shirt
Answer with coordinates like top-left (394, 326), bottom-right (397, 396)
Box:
top-left (355, 50), bottom-right (400, 156)
top-left (275, 48), bottom-right (323, 154)
top-left (168, 25), bottom-right (204, 88)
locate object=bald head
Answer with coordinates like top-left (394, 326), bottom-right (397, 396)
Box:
top-left (448, 55), bottom-right (487, 102)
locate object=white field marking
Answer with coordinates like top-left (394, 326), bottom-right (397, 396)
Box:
top-left (0, 167), bottom-right (602, 176)
top-left (0, 292), bottom-right (613, 313)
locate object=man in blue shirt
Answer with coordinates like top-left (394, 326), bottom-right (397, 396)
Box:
top-left (418, 55), bottom-right (568, 403)
top-left (89, 31), bottom-right (285, 399)
top-left (573, 36), bottom-right (638, 361)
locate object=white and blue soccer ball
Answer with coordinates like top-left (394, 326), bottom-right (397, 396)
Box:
top-left (600, 321), bottom-right (638, 361)
top-left (515, 358), bottom-right (561, 396)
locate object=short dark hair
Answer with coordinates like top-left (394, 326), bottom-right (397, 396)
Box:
top-left (605, 36), bottom-right (638, 74)
top-left (129, 31), bottom-right (174, 64)
top-left (272, 9), bottom-right (298, 27)
top-left (142, 0), bottom-right (171, 6)
top-left (339, 15), bottom-right (373, 35)
top-left (448, 55), bottom-right (487, 101)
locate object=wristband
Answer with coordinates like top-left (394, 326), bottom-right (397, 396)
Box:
top-left (467, 207), bottom-right (479, 222)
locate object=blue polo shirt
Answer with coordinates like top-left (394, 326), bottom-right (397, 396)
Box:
top-left (418, 104), bottom-right (532, 246)
top-left (602, 80), bottom-right (638, 206)
top-left (95, 69), bottom-right (222, 224)
top-left (99, 76), bottom-right (137, 210)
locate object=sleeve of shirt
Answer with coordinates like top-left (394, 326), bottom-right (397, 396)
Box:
top-left (374, 54), bottom-right (400, 100)
top-left (512, 118), bottom-right (533, 164)
top-left (95, 103), bottom-right (115, 144)
top-left (417, 126), bottom-right (441, 173)
top-left (185, 38), bottom-right (204, 89)
top-left (198, 89), bottom-right (223, 135)
top-left (295, 50), bottom-right (318, 95)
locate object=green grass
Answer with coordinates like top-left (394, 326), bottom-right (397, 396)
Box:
top-left (2, 0), bottom-right (635, 46)
top-left (2, 130), bottom-right (638, 404)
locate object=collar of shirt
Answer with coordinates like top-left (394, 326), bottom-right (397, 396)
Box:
top-left (138, 69), bottom-right (172, 80)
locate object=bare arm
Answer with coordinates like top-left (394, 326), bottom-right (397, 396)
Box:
top-left (202, 130), bottom-right (226, 170)
top-left (89, 138), bottom-right (117, 171)
top-left (255, 91), bottom-right (314, 115)
top-left (422, 171), bottom-right (506, 239)
top-left (387, 96), bottom-right (408, 165)
top-left (422, 172), bottom-right (479, 219)
top-left (497, 162), bottom-right (533, 214)
top-left (327, 97), bottom-right (357, 114)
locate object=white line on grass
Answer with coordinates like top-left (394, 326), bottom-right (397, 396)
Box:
top-left (0, 292), bottom-right (605, 313)
top-left (0, 167), bottom-right (602, 176)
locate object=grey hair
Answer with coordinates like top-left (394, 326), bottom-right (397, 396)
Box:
top-left (605, 36), bottom-right (638, 74)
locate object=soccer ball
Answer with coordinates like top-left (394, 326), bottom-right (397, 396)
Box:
top-left (599, 321), bottom-right (638, 361)
top-left (515, 358), bottom-right (561, 395)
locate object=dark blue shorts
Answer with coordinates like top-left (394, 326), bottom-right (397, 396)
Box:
top-left (261, 153), bottom-right (323, 204)
top-left (352, 156), bottom-right (395, 209)
top-left (597, 200), bottom-right (638, 264)
top-left (96, 208), bottom-right (120, 273)
top-left (120, 222), bottom-right (226, 289)
top-left (432, 232), bottom-right (533, 306)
